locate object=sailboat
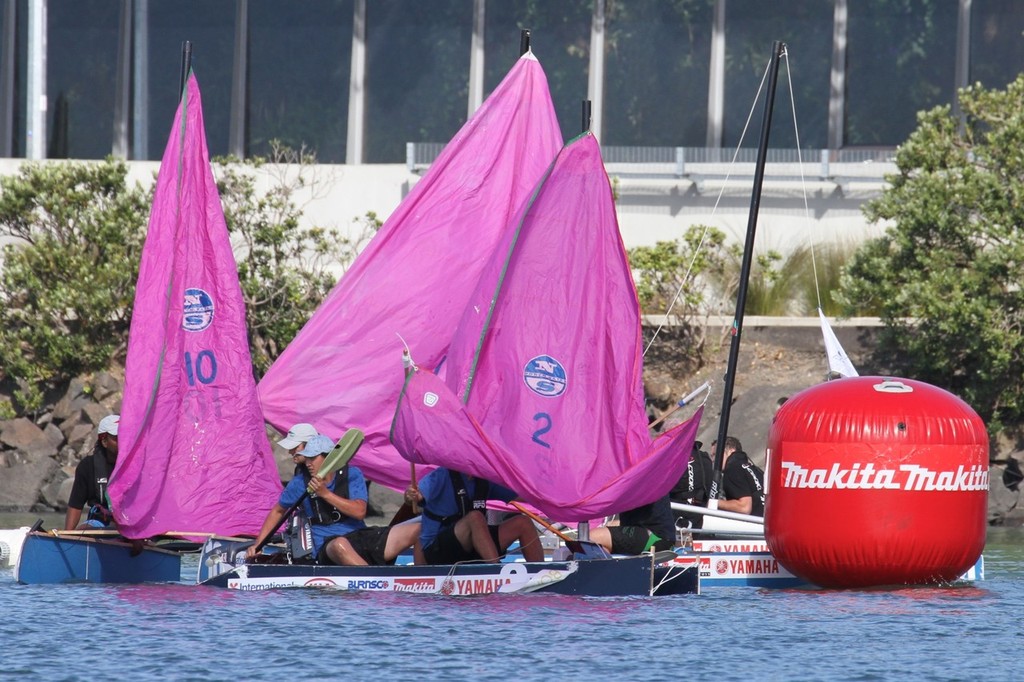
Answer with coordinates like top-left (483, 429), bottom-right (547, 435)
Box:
top-left (198, 52), bottom-right (701, 596)
top-left (16, 70), bottom-right (282, 584)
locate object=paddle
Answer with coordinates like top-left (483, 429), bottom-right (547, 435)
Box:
top-left (251, 428), bottom-right (365, 554)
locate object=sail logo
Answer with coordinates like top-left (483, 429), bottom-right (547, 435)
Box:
top-left (183, 287), bottom-right (214, 332)
top-left (423, 392), bottom-right (439, 407)
top-left (780, 461), bottom-right (989, 492)
top-left (523, 355), bottom-right (567, 397)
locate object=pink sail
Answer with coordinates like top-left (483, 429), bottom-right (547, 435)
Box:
top-left (257, 53), bottom-right (562, 490)
top-left (392, 133), bottom-right (702, 521)
top-left (109, 73), bottom-right (283, 539)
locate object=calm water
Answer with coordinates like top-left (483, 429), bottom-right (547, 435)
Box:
top-left (2, 517), bottom-right (1020, 681)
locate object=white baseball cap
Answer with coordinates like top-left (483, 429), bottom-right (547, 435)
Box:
top-left (98, 414), bottom-right (120, 436)
top-left (277, 423), bottom-right (318, 449)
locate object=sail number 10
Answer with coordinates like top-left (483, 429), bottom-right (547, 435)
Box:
top-left (184, 350), bottom-right (218, 385)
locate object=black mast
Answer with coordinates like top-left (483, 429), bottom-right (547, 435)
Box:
top-left (519, 29), bottom-right (531, 56)
top-left (179, 40), bottom-right (193, 97)
top-left (709, 40), bottom-right (785, 503)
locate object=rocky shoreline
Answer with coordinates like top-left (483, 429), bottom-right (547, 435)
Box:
top-left (2, 348), bottom-right (1022, 526)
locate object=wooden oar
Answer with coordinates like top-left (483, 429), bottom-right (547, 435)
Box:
top-left (251, 428), bottom-right (364, 554)
top-left (649, 380), bottom-right (711, 430)
top-left (510, 501), bottom-right (573, 543)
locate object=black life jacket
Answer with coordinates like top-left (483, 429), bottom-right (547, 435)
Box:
top-left (90, 447), bottom-right (113, 508)
top-left (423, 470), bottom-right (490, 528)
top-left (303, 465), bottom-right (351, 525)
top-left (741, 460), bottom-right (766, 516)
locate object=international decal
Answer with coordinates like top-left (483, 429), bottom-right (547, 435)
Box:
top-left (183, 287), bottom-right (214, 332)
top-left (523, 355), bottom-right (567, 398)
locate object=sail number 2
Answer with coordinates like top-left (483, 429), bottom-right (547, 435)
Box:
top-left (532, 412), bottom-right (552, 448)
top-left (184, 350), bottom-right (218, 385)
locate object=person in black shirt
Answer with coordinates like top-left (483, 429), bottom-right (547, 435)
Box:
top-left (670, 440), bottom-right (715, 529)
top-left (591, 494), bottom-right (677, 554)
top-left (65, 414), bottom-right (120, 530)
top-left (717, 436), bottom-right (765, 517)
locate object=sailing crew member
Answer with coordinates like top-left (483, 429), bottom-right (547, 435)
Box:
top-left (591, 494), bottom-right (677, 555)
top-left (247, 433), bottom-right (369, 564)
top-left (716, 436), bottom-right (765, 516)
top-left (670, 440), bottom-right (715, 529)
top-left (65, 414), bottom-right (120, 530)
top-left (404, 467), bottom-right (544, 565)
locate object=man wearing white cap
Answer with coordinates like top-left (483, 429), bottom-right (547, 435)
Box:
top-left (276, 422), bottom-right (319, 454)
top-left (65, 414), bottom-right (120, 530)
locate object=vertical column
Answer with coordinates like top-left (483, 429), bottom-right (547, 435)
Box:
top-left (0, 0), bottom-right (16, 157)
top-left (467, 0), bottom-right (485, 118)
top-left (229, 0), bottom-right (249, 158)
top-left (705, 0), bottom-right (725, 148)
top-left (346, 0), bottom-right (367, 165)
top-left (112, 1), bottom-right (132, 159)
top-left (952, 0), bottom-right (971, 123)
top-left (587, 0), bottom-right (605, 141)
top-left (132, 0), bottom-right (149, 160)
top-left (26, 0), bottom-right (47, 159)
top-left (827, 0), bottom-right (847, 151)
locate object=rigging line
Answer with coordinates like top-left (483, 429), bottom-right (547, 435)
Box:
top-left (642, 55), bottom-right (775, 356)
top-left (782, 47), bottom-right (823, 311)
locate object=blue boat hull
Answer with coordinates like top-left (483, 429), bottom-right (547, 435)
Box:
top-left (15, 532), bottom-right (182, 584)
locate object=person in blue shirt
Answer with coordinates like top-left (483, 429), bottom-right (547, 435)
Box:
top-left (247, 433), bottom-right (368, 564)
top-left (404, 467), bottom-right (544, 565)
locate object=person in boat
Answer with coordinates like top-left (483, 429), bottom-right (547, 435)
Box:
top-left (248, 432), bottom-right (369, 564)
top-left (670, 439), bottom-right (714, 529)
top-left (715, 436), bottom-right (765, 516)
top-left (590, 494), bottom-right (678, 555)
top-left (248, 431), bottom-right (420, 566)
top-left (64, 414), bottom-right (120, 530)
top-left (404, 467), bottom-right (544, 565)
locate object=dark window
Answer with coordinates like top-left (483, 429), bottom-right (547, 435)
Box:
top-left (47, 1), bottom-right (119, 158)
top-left (969, 0), bottom-right (1024, 91)
top-left (844, 0), bottom-right (957, 146)
top-left (603, 0), bottom-right (714, 147)
top-left (144, 2), bottom-right (235, 159)
top-left (724, 0), bottom-right (833, 149)
top-left (365, 0), bottom-right (470, 162)
top-left (484, 0), bottom-right (591, 142)
top-left (248, 1), bottom-right (352, 162)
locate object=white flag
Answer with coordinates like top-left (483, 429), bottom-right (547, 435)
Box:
top-left (819, 308), bottom-right (859, 378)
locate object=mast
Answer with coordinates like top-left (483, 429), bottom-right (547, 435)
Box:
top-left (179, 40), bottom-right (192, 97)
top-left (708, 40), bottom-right (785, 504)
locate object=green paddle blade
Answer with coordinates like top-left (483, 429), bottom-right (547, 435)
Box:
top-left (308, 428), bottom-right (364, 492)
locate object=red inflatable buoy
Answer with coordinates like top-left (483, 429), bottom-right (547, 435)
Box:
top-left (765, 376), bottom-right (987, 588)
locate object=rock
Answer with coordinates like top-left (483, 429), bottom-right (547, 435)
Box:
top-left (0, 418), bottom-right (46, 450)
top-left (43, 423), bottom-right (65, 450)
top-left (91, 371), bottom-right (121, 402)
top-left (58, 411), bottom-right (86, 440)
top-left (40, 470), bottom-right (71, 509)
top-left (65, 423), bottom-right (96, 455)
top-left (0, 457), bottom-right (58, 512)
top-left (368, 482), bottom-right (404, 519)
top-left (81, 402), bottom-right (109, 427)
top-left (51, 378), bottom-right (90, 421)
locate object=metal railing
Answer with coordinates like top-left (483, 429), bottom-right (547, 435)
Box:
top-left (407, 143), bottom-right (898, 182)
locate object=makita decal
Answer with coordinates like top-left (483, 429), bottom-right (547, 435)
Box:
top-left (780, 462), bottom-right (989, 492)
top-left (394, 577), bottom-right (436, 592)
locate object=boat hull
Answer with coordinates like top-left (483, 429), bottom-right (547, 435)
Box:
top-left (14, 532), bottom-right (182, 585)
top-left (197, 538), bottom-right (698, 596)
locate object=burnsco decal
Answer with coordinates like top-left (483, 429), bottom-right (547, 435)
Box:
top-left (523, 355), bottom-right (567, 397)
top-left (183, 287), bottom-right (214, 332)
top-left (345, 579), bottom-right (389, 590)
top-left (780, 462), bottom-right (989, 492)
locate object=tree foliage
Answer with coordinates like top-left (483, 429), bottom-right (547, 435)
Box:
top-left (0, 147), bottom-right (366, 413)
top-left (837, 75), bottom-right (1024, 431)
top-left (0, 160), bottom-right (149, 411)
